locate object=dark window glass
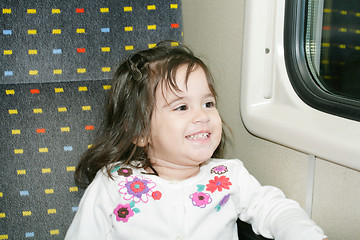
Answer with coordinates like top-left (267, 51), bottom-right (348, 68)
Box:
top-left (284, 0), bottom-right (360, 121)
top-left (306, 0), bottom-right (360, 101)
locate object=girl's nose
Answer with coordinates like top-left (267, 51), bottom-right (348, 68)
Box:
top-left (192, 108), bottom-right (210, 124)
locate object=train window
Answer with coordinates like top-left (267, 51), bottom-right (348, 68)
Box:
top-left (307, 0), bottom-right (360, 100)
top-left (284, 0), bottom-right (360, 121)
top-left (241, 0), bottom-right (360, 170)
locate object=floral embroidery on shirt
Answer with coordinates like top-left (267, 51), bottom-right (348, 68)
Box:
top-left (119, 175), bottom-right (157, 203)
top-left (114, 201), bottom-right (140, 222)
top-left (190, 192), bottom-right (212, 208)
top-left (214, 194), bottom-right (230, 212)
top-left (189, 165), bottom-right (232, 210)
top-left (115, 173), bottom-right (162, 223)
top-left (110, 165), bottom-right (133, 177)
top-left (152, 191), bottom-right (162, 200)
top-left (211, 165), bottom-right (228, 175)
top-left (117, 167), bottom-right (133, 177)
top-left (114, 203), bottom-right (134, 222)
top-left (206, 176), bottom-right (232, 193)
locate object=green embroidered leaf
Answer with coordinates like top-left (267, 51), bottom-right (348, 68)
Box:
top-left (133, 208), bottom-right (140, 213)
top-left (197, 184), bottom-right (205, 192)
top-left (215, 204), bottom-right (221, 212)
top-left (129, 201), bottom-right (135, 208)
top-left (110, 165), bottom-right (120, 173)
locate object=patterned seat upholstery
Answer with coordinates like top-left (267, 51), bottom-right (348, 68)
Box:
top-left (0, 1), bottom-right (182, 239)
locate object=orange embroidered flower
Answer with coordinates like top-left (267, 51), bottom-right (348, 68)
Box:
top-left (152, 191), bottom-right (162, 200)
top-left (206, 176), bottom-right (232, 193)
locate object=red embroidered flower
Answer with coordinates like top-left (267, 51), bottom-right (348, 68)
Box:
top-left (152, 191), bottom-right (162, 200)
top-left (206, 176), bottom-right (232, 193)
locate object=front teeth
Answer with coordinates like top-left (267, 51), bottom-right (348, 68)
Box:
top-left (186, 133), bottom-right (209, 140)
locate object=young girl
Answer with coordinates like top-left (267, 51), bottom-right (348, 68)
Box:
top-left (65, 41), bottom-right (328, 240)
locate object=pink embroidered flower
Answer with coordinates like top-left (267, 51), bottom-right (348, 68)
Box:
top-left (190, 192), bottom-right (212, 208)
top-left (206, 176), bottom-right (232, 193)
top-left (117, 167), bottom-right (133, 177)
top-left (211, 165), bottom-right (228, 175)
top-left (114, 203), bottom-right (134, 222)
top-left (152, 191), bottom-right (162, 200)
top-left (119, 175), bottom-right (156, 203)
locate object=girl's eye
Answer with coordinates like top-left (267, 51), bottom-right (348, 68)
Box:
top-left (204, 101), bottom-right (215, 108)
top-left (174, 105), bottom-right (188, 111)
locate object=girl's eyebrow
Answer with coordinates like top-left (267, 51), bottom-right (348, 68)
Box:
top-left (162, 96), bottom-right (184, 108)
top-left (203, 93), bottom-right (215, 99)
top-left (162, 93), bottom-right (215, 108)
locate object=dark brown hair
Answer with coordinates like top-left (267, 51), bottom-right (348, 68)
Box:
top-left (74, 41), bottom-right (225, 188)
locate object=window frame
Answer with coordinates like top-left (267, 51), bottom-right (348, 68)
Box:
top-left (240, 0), bottom-right (360, 171)
top-left (284, 0), bottom-right (360, 121)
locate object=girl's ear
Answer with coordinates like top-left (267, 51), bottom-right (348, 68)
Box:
top-left (133, 137), bottom-right (148, 147)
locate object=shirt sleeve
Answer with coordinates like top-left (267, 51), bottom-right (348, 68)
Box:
top-left (64, 170), bottom-right (118, 240)
top-left (235, 161), bottom-right (327, 240)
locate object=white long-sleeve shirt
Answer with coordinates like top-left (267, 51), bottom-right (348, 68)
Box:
top-left (65, 158), bottom-right (326, 240)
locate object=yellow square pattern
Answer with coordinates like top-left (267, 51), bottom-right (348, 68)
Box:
top-left (45, 189), bottom-right (54, 194)
top-left (6, 90), bottom-right (15, 95)
top-left (50, 230), bottom-right (59, 235)
top-left (12, 129), bottom-right (21, 135)
top-left (2, 8), bottom-right (12, 14)
top-left (28, 29), bottom-right (37, 35)
top-left (77, 28), bottom-right (85, 34)
top-left (125, 26), bottom-right (133, 32)
top-left (54, 88), bottom-right (64, 93)
top-left (42, 168), bottom-right (51, 173)
top-left (14, 149), bottom-right (24, 155)
top-left (52, 29), bottom-right (61, 34)
top-left (27, 9), bottom-right (37, 14)
top-left (4, 50), bottom-right (12, 55)
top-left (28, 49), bottom-right (38, 55)
top-left (52, 8), bottom-right (61, 14)
top-left (102, 67), bottom-right (111, 72)
top-left (39, 148), bottom-right (49, 153)
top-left (29, 70), bottom-right (39, 75)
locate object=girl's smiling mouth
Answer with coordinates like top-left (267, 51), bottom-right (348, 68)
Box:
top-left (185, 132), bottom-right (210, 140)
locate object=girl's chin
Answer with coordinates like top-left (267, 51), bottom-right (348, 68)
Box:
top-left (189, 153), bottom-right (215, 164)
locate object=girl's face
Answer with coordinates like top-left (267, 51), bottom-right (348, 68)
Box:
top-left (147, 64), bottom-right (222, 169)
